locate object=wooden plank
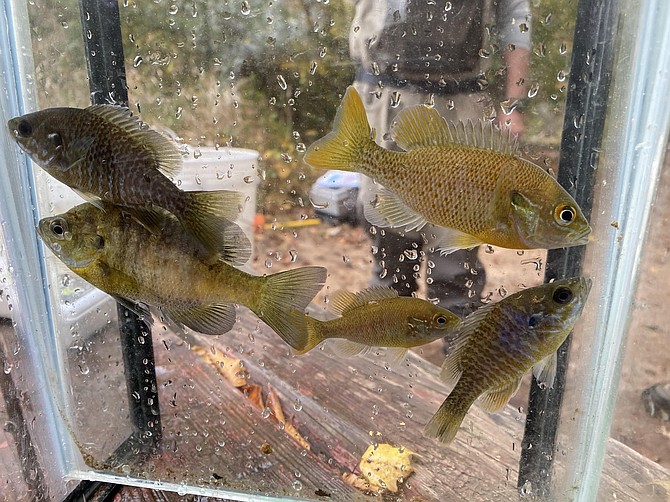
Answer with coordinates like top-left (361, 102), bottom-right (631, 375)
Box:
top-left (68, 311), bottom-right (669, 501)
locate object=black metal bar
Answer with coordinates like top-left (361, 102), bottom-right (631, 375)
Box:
top-left (517, 0), bottom-right (621, 497)
top-left (78, 0), bottom-right (161, 448)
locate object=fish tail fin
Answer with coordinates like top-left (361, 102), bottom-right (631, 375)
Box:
top-left (254, 267), bottom-right (327, 349)
top-left (182, 190), bottom-right (252, 266)
top-left (303, 86), bottom-right (375, 172)
top-left (423, 396), bottom-right (469, 444)
top-left (282, 310), bottom-right (325, 354)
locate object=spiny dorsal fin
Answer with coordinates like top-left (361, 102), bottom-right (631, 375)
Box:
top-left (478, 377), bottom-right (523, 413)
top-left (390, 104), bottom-right (519, 156)
top-left (86, 105), bottom-right (183, 176)
top-left (328, 286), bottom-right (398, 315)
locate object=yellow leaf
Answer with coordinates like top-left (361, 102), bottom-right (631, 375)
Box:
top-left (192, 346), bottom-right (248, 387)
top-left (357, 443), bottom-right (416, 493)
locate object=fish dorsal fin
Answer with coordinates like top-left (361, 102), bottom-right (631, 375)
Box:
top-left (328, 286), bottom-right (398, 315)
top-left (162, 303), bottom-right (237, 335)
top-left (532, 352), bottom-right (558, 389)
top-left (391, 106), bottom-right (519, 156)
top-left (424, 225), bottom-right (484, 256)
top-left (478, 377), bottom-right (523, 413)
top-left (363, 185), bottom-right (428, 231)
top-left (390, 105), bottom-right (452, 150)
top-left (86, 105), bottom-right (183, 176)
top-left (440, 303), bottom-right (493, 385)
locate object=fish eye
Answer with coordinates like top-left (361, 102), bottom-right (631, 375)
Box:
top-left (16, 120), bottom-right (32, 137)
top-left (553, 287), bottom-right (574, 305)
top-left (49, 218), bottom-right (67, 237)
top-left (48, 132), bottom-right (63, 148)
top-left (555, 204), bottom-right (576, 225)
top-left (528, 314), bottom-right (542, 328)
top-left (434, 314), bottom-right (448, 326)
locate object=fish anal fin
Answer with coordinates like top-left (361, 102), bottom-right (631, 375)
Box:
top-left (163, 303), bottom-right (237, 335)
top-left (478, 377), bottom-right (523, 413)
top-left (363, 185), bottom-right (428, 231)
top-left (532, 352), bottom-right (558, 389)
top-left (328, 286), bottom-right (398, 315)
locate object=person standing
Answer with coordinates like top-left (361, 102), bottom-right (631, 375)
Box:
top-left (349, 0), bottom-right (531, 317)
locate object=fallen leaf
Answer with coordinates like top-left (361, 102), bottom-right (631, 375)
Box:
top-left (267, 385), bottom-right (311, 451)
top-left (358, 443), bottom-right (416, 493)
top-left (192, 346), bottom-right (247, 387)
top-left (241, 384), bottom-right (265, 410)
top-left (342, 472), bottom-right (376, 493)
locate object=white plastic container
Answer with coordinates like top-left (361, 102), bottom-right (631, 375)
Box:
top-left (175, 146), bottom-right (260, 253)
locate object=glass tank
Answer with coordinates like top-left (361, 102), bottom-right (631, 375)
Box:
top-left (1, 0), bottom-right (669, 500)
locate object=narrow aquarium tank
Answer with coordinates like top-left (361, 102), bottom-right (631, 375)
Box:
top-left (1, 0), bottom-right (669, 500)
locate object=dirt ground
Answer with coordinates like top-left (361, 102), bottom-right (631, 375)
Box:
top-left (250, 151), bottom-right (670, 473)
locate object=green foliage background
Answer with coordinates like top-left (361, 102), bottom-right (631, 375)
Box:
top-left (27, 0), bottom-right (577, 215)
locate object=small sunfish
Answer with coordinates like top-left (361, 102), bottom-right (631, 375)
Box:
top-left (37, 203), bottom-right (327, 345)
top-left (423, 277), bottom-right (591, 444)
top-left (303, 87), bottom-right (591, 254)
top-left (286, 287), bottom-right (460, 363)
top-left (9, 106), bottom-right (249, 265)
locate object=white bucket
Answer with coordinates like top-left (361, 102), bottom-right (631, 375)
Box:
top-left (175, 147), bottom-right (259, 253)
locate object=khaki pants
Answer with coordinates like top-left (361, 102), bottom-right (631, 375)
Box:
top-left (354, 79), bottom-right (491, 317)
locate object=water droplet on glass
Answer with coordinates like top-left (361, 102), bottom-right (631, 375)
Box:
top-left (390, 91), bottom-right (401, 108)
top-left (243, 176), bottom-right (254, 184)
top-left (519, 23), bottom-right (529, 33)
top-left (261, 407), bottom-right (271, 419)
top-left (78, 362), bottom-right (90, 375)
top-left (293, 399), bottom-right (303, 411)
top-left (319, 46), bottom-right (327, 58)
top-left (557, 70), bottom-right (566, 82)
top-left (292, 480), bottom-right (303, 491)
top-left (289, 250), bottom-right (298, 262)
top-left (559, 42), bottom-right (568, 55)
top-left (241, 0), bottom-right (251, 16)
top-left (168, 4), bottom-right (178, 14)
top-left (175, 106), bottom-right (183, 119)
top-left (277, 74), bottom-right (287, 90)
top-left (133, 55), bottom-right (143, 67)
top-left (61, 21), bottom-right (68, 29)
top-left (296, 143), bottom-right (306, 153)
top-left (527, 82), bottom-right (539, 98)
top-left (309, 61), bottom-right (318, 75)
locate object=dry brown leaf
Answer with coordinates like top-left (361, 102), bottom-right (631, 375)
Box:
top-left (267, 385), bottom-right (311, 451)
top-left (192, 346), bottom-right (247, 387)
top-left (357, 443), bottom-right (416, 493)
top-left (241, 384), bottom-right (265, 410)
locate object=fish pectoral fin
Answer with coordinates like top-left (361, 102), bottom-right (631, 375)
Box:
top-left (62, 136), bottom-right (95, 171)
top-left (532, 352), bottom-right (558, 389)
top-left (440, 304), bottom-right (494, 385)
top-left (478, 377), bottom-right (522, 413)
top-left (112, 295), bottom-right (154, 326)
top-left (425, 225), bottom-right (483, 255)
top-left (163, 303), bottom-right (237, 335)
top-left (384, 347), bottom-right (409, 367)
top-left (86, 104), bottom-right (183, 176)
top-left (363, 185), bottom-right (428, 231)
top-left (71, 188), bottom-right (106, 210)
top-left (328, 286), bottom-right (398, 315)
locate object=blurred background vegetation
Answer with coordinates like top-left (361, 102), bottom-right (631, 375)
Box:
top-left (28, 0), bottom-right (576, 215)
